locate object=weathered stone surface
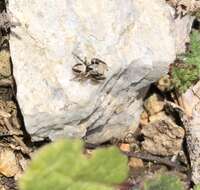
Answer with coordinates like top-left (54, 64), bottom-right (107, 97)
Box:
top-left (174, 15), bottom-right (194, 54)
top-left (8, 0), bottom-right (193, 144)
top-left (178, 81), bottom-right (200, 184)
top-left (128, 157), bottom-right (144, 169)
top-left (0, 148), bottom-right (22, 177)
top-left (144, 94), bottom-right (165, 116)
top-left (141, 116), bottom-right (185, 156)
top-left (156, 75), bottom-right (172, 92)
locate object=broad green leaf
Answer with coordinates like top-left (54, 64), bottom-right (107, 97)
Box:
top-left (76, 147), bottom-right (128, 184)
top-left (143, 174), bottom-right (184, 190)
top-left (19, 139), bottom-right (128, 190)
top-left (194, 184), bottom-right (200, 190)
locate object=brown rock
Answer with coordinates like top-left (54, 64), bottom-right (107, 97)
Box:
top-left (141, 117), bottom-right (185, 156)
top-left (167, 0), bottom-right (200, 13)
top-left (144, 94), bottom-right (164, 116)
top-left (149, 112), bottom-right (168, 123)
top-left (0, 50), bottom-right (11, 78)
top-left (140, 111), bottom-right (149, 126)
top-left (0, 185), bottom-right (5, 190)
top-left (119, 143), bottom-right (130, 152)
top-left (157, 75), bottom-right (172, 92)
top-left (0, 175), bottom-right (17, 190)
top-left (128, 157), bottom-right (144, 169)
top-left (0, 148), bottom-right (22, 177)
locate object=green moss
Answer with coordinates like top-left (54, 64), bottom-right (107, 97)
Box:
top-left (19, 139), bottom-right (128, 190)
top-left (171, 31), bottom-right (200, 93)
top-left (143, 174), bottom-right (184, 190)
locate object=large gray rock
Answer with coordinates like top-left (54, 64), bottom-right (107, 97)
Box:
top-left (8, 0), bottom-right (193, 144)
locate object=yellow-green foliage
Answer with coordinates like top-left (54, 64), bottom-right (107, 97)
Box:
top-left (19, 139), bottom-right (128, 190)
top-left (171, 31), bottom-right (200, 93)
top-left (185, 31), bottom-right (200, 67)
top-left (143, 174), bottom-right (184, 190)
top-left (194, 183), bottom-right (200, 190)
top-left (171, 63), bottom-right (199, 93)
top-left (195, 185), bottom-right (200, 190)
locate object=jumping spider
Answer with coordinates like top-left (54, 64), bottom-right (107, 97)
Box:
top-left (72, 53), bottom-right (108, 82)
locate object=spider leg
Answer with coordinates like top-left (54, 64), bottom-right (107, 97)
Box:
top-left (72, 52), bottom-right (85, 63)
top-left (84, 57), bottom-right (91, 66)
top-left (91, 58), bottom-right (106, 65)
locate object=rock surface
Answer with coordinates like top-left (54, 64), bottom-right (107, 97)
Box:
top-left (141, 116), bottom-right (185, 156)
top-left (144, 94), bottom-right (164, 116)
top-left (179, 81), bottom-right (200, 184)
top-left (0, 148), bottom-right (22, 177)
top-left (8, 0), bottom-right (193, 144)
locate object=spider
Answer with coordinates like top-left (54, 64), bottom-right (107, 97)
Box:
top-left (72, 53), bottom-right (108, 82)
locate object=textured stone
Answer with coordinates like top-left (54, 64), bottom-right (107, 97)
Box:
top-left (128, 157), bottom-right (144, 169)
top-left (177, 81), bottom-right (200, 184)
top-left (8, 0), bottom-right (193, 144)
top-left (156, 75), bottom-right (172, 92)
top-left (174, 15), bottom-right (194, 54)
top-left (0, 148), bottom-right (21, 177)
top-left (139, 110), bottom-right (149, 126)
top-left (141, 117), bottom-right (185, 156)
top-left (119, 143), bottom-right (130, 153)
top-left (144, 94), bottom-right (165, 116)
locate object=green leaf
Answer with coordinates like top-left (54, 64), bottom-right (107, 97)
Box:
top-left (19, 139), bottom-right (128, 190)
top-left (143, 174), bottom-right (184, 190)
top-left (195, 184), bottom-right (200, 190)
top-left (76, 147), bottom-right (128, 184)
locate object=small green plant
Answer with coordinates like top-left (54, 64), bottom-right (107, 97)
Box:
top-left (171, 30), bottom-right (200, 93)
top-left (185, 31), bottom-right (200, 67)
top-left (143, 174), bottom-right (184, 190)
top-left (19, 139), bottom-right (128, 190)
top-left (171, 62), bottom-right (199, 93)
top-left (195, 184), bottom-right (200, 190)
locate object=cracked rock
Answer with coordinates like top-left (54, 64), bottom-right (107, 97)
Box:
top-left (141, 117), bottom-right (185, 156)
top-left (8, 0), bottom-right (193, 144)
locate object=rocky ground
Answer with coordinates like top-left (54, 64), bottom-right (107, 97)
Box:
top-left (0, 0), bottom-right (199, 190)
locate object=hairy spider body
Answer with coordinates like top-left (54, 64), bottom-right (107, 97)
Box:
top-left (87, 59), bottom-right (108, 80)
top-left (72, 53), bottom-right (108, 82)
